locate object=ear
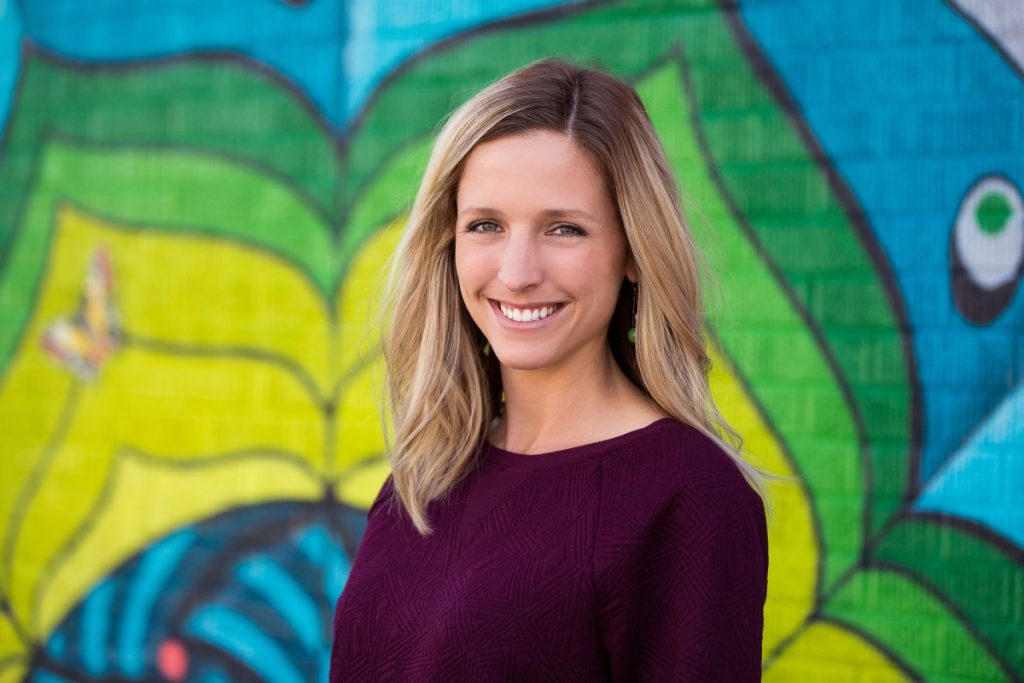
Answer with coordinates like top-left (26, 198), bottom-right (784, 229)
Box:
top-left (625, 252), bottom-right (639, 284)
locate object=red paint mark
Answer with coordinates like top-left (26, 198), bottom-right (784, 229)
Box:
top-left (157, 638), bottom-right (189, 681)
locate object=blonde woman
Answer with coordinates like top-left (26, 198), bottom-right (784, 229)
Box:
top-left (330, 57), bottom-right (774, 681)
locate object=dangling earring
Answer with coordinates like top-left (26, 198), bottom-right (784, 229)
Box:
top-left (482, 341), bottom-right (491, 356)
top-left (627, 282), bottom-right (638, 344)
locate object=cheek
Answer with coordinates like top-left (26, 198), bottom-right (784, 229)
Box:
top-left (567, 248), bottom-right (625, 297)
top-left (453, 244), bottom-right (489, 295)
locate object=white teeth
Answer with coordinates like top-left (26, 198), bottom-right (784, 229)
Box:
top-left (498, 302), bottom-right (561, 322)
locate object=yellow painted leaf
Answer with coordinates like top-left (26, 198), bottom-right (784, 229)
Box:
top-left (334, 219), bottom-right (404, 388)
top-left (331, 220), bottom-right (405, 478)
top-left (763, 621), bottom-right (912, 682)
top-left (334, 457), bottom-right (394, 511)
top-left (334, 352), bottom-right (389, 477)
top-left (0, 611), bottom-right (25, 660)
top-left (35, 448), bottom-right (321, 638)
top-left (62, 202), bottom-right (330, 396)
top-left (2, 202), bottom-right (331, 642)
top-left (708, 340), bottom-right (816, 658)
top-left (7, 343), bottom-right (324, 627)
top-left (0, 661), bottom-right (27, 683)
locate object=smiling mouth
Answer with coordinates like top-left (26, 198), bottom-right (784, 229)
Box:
top-left (490, 299), bottom-right (566, 323)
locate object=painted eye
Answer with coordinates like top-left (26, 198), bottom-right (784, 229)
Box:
top-left (950, 175), bottom-right (1023, 324)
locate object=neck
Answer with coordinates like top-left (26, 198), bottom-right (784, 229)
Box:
top-left (492, 341), bottom-right (654, 454)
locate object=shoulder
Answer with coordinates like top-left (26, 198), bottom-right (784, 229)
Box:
top-left (600, 418), bottom-right (755, 502)
top-left (595, 419), bottom-right (764, 550)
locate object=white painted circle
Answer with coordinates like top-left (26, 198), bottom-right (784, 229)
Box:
top-left (954, 176), bottom-right (1024, 290)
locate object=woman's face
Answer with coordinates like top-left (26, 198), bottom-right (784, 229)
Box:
top-left (454, 129), bottom-right (637, 375)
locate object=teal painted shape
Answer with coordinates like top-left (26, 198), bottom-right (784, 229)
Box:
top-left (0, 0), bottom-right (22, 131)
top-left (116, 529), bottom-right (198, 675)
top-left (916, 384), bottom-right (1024, 548)
top-left (81, 579), bottom-right (116, 675)
top-left (186, 605), bottom-right (306, 683)
top-left (236, 555), bottom-right (322, 652)
top-left (17, 0), bottom-right (583, 128)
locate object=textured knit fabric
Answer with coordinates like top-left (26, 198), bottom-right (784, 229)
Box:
top-left (329, 417), bottom-right (769, 682)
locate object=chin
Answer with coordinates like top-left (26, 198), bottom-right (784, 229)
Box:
top-left (489, 350), bottom-right (560, 372)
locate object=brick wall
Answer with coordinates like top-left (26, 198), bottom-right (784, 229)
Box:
top-left (0, 0), bottom-right (1020, 680)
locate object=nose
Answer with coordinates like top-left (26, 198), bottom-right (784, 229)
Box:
top-left (496, 229), bottom-right (542, 292)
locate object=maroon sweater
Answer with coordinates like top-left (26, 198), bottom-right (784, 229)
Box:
top-left (330, 418), bottom-right (768, 681)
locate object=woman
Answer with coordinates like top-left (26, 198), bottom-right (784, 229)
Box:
top-left (330, 57), bottom-right (776, 682)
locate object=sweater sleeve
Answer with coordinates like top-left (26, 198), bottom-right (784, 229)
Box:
top-left (593, 461), bottom-right (768, 682)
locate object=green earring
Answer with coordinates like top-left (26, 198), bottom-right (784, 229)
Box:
top-left (627, 282), bottom-right (638, 344)
top-left (482, 341), bottom-right (491, 356)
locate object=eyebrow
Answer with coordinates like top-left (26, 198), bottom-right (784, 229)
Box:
top-left (457, 207), bottom-right (599, 221)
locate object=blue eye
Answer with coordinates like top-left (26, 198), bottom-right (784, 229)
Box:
top-left (551, 224), bottom-right (585, 237)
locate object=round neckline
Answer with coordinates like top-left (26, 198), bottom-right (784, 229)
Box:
top-left (483, 417), bottom-right (679, 470)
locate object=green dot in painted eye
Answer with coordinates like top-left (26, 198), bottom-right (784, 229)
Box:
top-left (976, 192), bottom-right (1012, 235)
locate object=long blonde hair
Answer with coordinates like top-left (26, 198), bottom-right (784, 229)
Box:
top-left (381, 57), bottom-right (781, 536)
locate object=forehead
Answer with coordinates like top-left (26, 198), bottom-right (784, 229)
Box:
top-left (456, 130), bottom-right (615, 217)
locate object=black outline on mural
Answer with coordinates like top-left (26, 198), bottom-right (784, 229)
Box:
top-left (0, 0), bottom-right (615, 264)
top-left (3, 41), bottom-right (335, 168)
top-left (872, 557), bottom-right (1021, 681)
top-left (0, 1), bottom-right (623, 399)
top-left (819, 511), bottom-right (1024, 679)
top-left (671, 32), bottom-right (940, 679)
top-left (168, 499), bottom-right (361, 623)
top-left (702, 325), bottom-right (824, 677)
top-left (0, 116), bottom-right (337, 299)
top-left (125, 332), bottom-right (327, 408)
top-left (0, 43), bottom-right (341, 322)
top-left (30, 444), bottom-right (325, 630)
top-left (851, 505), bottom-right (1024, 680)
top-left (337, 0), bottom-right (609, 145)
top-left (944, 0), bottom-right (1024, 83)
top-left (876, 506), bottom-right (1024, 679)
top-left (125, 320), bottom-right (372, 480)
top-left (29, 654), bottom-right (139, 683)
top-left (0, 137), bottom-right (341, 399)
top-left (27, 447), bottom-right (324, 636)
top-left (0, 181), bottom-right (359, 654)
top-left (176, 638), bottom-right (274, 682)
top-left (773, 612), bottom-right (923, 682)
top-left (719, 0), bottom-right (924, 539)
top-left (332, 0), bottom-right (617, 267)
top-left (0, 121), bottom-right (52, 392)
top-left (0, 189), bottom-right (342, 403)
top-left (1, 382), bottom-right (81, 647)
top-left (23, 463), bottom-right (356, 679)
top-left (711, 2), bottom-right (1024, 676)
top-left (39, 50), bottom-right (339, 231)
top-left (673, 37), bottom-right (836, 615)
top-left (821, 613), bottom-right (924, 681)
top-left (2, 0), bottom-right (1018, 677)
top-left (720, 17), bottom-right (1024, 677)
top-left (917, 509), bottom-right (1024, 568)
top-left (1, 186), bottom-right (335, 375)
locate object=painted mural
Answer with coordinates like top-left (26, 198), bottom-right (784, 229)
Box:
top-left (0, 0), bottom-right (1021, 680)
